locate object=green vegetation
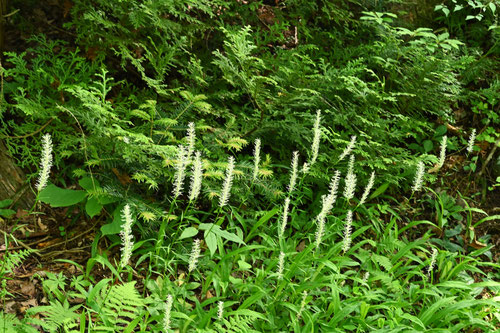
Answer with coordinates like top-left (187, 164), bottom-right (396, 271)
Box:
top-left (0, 0), bottom-right (499, 332)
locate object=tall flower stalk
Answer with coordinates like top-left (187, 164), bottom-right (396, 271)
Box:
top-left (189, 151), bottom-right (203, 201)
top-left (219, 156), bottom-right (235, 207)
top-left (277, 251), bottom-right (285, 280)
top-left (344, 155), bottom-right (357, 201)
top-left (36, 133), bottom-right (53, 192)
top-left (253, 138), bottom-right (261, 180)
top-left (438, 135), bottom-right (447, 168)
top-left (466, 129), bottom-right (476, 154)
top-left (120, 204), bottom-right (134, 269)
top-left (288, 151), bottom-right (299, 193)
top-left (412, 161), bottom-right (425, 192)
top-left (359, 171), bottom-right (375, 205)
top-left (427, 248), bottom-right (438, 278)
top-left (163, 294), bottom-right (173, 332)
top-left (188, 239), bottom-right (201, 272)
top-left (279, 197), bottom-right (291, 239)
top-left (172, 145), bottom-right (188, 198)
top-left (338, 135), bottom-right (356, 161)
top-left (186, 122), bottom-right (196, 160)
top-left (315, 171), bottom-right (340, 249)
top-left (310, 110), bottom-right (321, 166)
top-left (342, 210), bottom-right (353, 253)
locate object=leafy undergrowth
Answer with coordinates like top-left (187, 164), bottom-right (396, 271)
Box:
top-left (0, 0), bottom-right (499, 332)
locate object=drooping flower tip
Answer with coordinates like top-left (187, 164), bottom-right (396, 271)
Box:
top-left (36, 133), bottom-right (53, 192)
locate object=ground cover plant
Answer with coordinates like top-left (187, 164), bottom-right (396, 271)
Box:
top-left (0, 0), bottom-right (499, 332)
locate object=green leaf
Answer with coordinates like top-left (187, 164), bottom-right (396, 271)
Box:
top-left (101, 205), bottom-right (125, 236)
top-left (434, 125), bottom-right (447, 137)
top-left (369, 182), bottom-right (390, 200)
top-left (0, 209), bottom-right (16, 218)
top-left (205, 230), bottom-right (217, 256)
top-left (245, 208), bottom-right (279, 243)
top-left (423, 140), bottom-right (433, 153)
top-left (78, 177), bottom-right (100, 191)
top-left (0, 199), bottom-right (13, 208)
top-left (179, 227), bottom-right (198, 240)
top-left (85, 197), bottom-right (103, 218)
top-left (39, 184), bottom-right (87, 207)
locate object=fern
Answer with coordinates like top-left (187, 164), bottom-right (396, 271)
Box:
top-left (93, 281), bottom-right (145, 332)
top-left (200, 316), bottom-right (259, 333)
top-left (27, 300), bottom-right (81, 332)
top-left (0, 312), bottom-right (38, 333)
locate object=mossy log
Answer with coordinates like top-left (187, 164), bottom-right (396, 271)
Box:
top-left (0, 140), bottom-right (34, 210)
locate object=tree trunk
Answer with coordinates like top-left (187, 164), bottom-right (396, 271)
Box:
top-left (0, 140), bottom-right (35, 210)
top-left (0, 0), bottom-right (6, 54)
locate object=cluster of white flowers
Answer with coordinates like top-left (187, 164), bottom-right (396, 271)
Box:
top-left (172, 145), bottom-right (188, 198)
top-left (188, 239), bottom-right (201, 272)
top-left (359, 171), bottom-right (375, 205)
top-left (438, 135), bottom-right (447, 168)
top-left (253, 138), bottom-right (261, 180)
top-left (467, 129), bottom-right (476, 154)
top-left (338, 135), bottom-right (356, 161)
top-left (163, 294), bottom-right (173, 332)
top-left (279, 197), bottom-right (291, 239)
top-left (314, 171), bottom-right (341, 249)
top-left (36, 133), bottom-right (53, 192)
top-left (119, 204), bottom-right (134, 269)
top-left (219, 156), bottom-right (235, 207)
top-left (217, 301), bottom-right (224, 320)
top-left (288, 151), bottom-right (299, 193)
top-left (412, 161), bottom-right (425, 192)
top-left (189, 151), bottom-right (203, 201)
top-left (343, 155), bottom-right (357, 201)
top-left (310, 110), bottom-right (322, 166)
top-left (296, 291), bottom-right (308, 320)
top-left (342, 210), bottom-right (353, 253)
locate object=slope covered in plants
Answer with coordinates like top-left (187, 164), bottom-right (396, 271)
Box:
top-left (0, 0), bottom-right (499, 332)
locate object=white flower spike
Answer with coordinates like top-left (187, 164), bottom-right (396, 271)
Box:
top-left (120, 204), bottom-right (134, 268)
top-left (288, 151), bottom-right (299, 193)
top-left (438, 135), bottom-right (447, 168)
top-left (338, 135), bottom-right (356, 161)
top-left (466, 129), bottom-right (476, 154)
top-left (310, 110), bottom-right (321, 166)
top-left (189, 151), bottom-right (203, 201)
top-left (36, 133), bottom-right (53, 192)
top-left (219, 156), bottom-right (235, 207)
top-left (412, 161), bottom-right (425, 192)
